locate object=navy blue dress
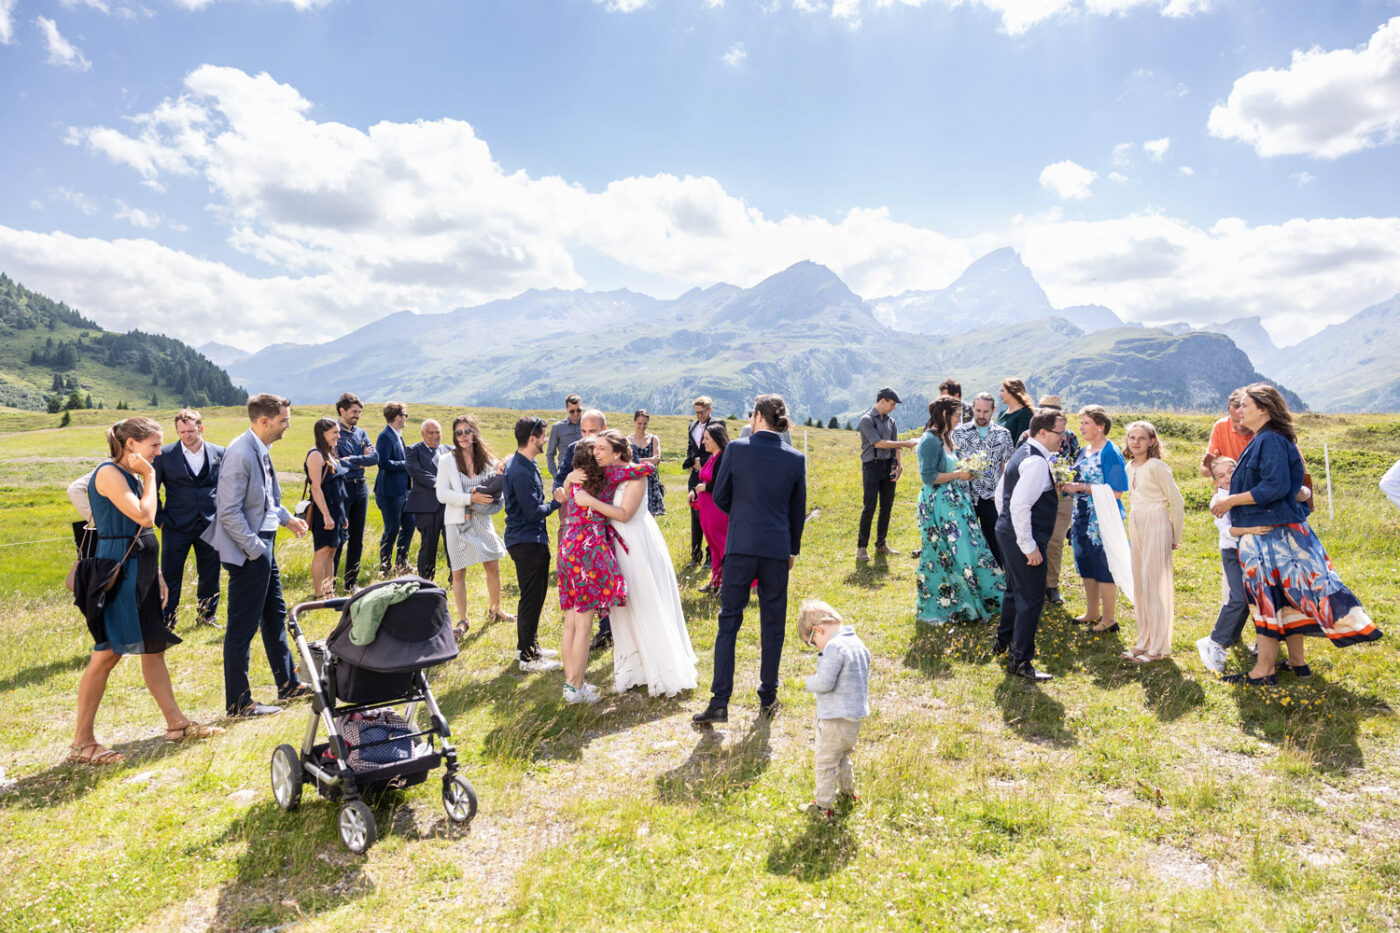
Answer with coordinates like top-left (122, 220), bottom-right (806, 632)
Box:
top-left (89, 463), bottom-right (181, 655)
top-left (305, 451), bottom-right (349, 550)
top-left (630, 437), bottom-right (666, 516)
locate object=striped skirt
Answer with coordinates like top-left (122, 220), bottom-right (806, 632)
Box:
top-left (1237, 523), bottom-right (1381, 646)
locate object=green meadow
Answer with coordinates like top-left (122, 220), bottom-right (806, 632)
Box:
top-left (1, 404), bottom-right (1397, 932)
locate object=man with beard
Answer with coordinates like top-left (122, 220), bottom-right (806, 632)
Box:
top-left (951, 392), bottom-right (1015, 567)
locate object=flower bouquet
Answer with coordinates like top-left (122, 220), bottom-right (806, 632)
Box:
top-left (960, 451), bottom-right (992, 476)
top-left (1048, 454), bottom-right (1077, 486)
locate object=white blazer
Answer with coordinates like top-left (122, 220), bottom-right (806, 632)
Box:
top-left (435, 455), bottom-right (501, 524)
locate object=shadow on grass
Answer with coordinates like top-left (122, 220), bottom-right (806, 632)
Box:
top-left (0, 651), bottom-right (91, 694)
top-left (1225, 665), bottom-right (1393, 773)
top-left (1084, 652), bottom-right (1206, 723)
top-left (765, 811), bottom-right (858, 882)
top-left (993, 673), bottom-right (1076, 747)
top-left (654, 719), bottom-right (772, 806)
top-left (4, 734), bottom-right (191, 810)
top-left (208, 801), bottom-right (371, 932)
top-left (842, 559), bottom-right (891, 590)
top-left (902, 621), bottom-right (999, 680)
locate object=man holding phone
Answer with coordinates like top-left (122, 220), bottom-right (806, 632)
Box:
top-left (855, 387), bottom-right (917, 561)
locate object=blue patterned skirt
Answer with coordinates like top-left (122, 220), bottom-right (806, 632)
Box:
top-left (915, 481), bottom-right (1005, 625)
top-left (1237, 523), bottom-right (1381, 646)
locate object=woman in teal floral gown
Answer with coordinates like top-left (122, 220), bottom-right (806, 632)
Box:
top-left (916, 396), bottom-right (1005, 624)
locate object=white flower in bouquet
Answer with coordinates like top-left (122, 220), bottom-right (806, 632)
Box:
top-left (960, 451), bottom-right (992, 476)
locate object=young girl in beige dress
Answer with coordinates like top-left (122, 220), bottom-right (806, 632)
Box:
top-left (1123, 421), bottom-right (1185, 662)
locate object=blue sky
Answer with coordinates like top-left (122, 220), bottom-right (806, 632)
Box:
top-left (2, 0), bottom-right (1398, 350)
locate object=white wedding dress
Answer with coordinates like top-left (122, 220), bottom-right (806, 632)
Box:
top-left (607, 480), bottom-right (698, 697)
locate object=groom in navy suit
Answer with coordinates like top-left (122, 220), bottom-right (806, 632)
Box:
top-left (373, 401), bottom-right (415, 575)
top-left (694, 394), bottom-right (807, 724)
top-left (154, 408), bottom-right (225, 628)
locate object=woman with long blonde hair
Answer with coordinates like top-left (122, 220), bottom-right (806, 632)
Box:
top-left (1122, 421), bottom-right (1184, 662)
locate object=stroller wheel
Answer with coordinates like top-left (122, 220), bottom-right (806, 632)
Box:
top-left (442, 773), bottom-right (478, 824)
top-left (338, 800), bottom-right (377, 854)
top-left (269, 744), bottom-right (303, 812)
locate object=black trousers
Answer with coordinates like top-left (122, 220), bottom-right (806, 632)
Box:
top-left (411, 507), bottom-right (448, 581)
top-left (160, 525), bottom-right (221, 625)
top-left (688, 469), bottom-right (707, 562)
top-left (973, 495), bottom-right (1003, 567)
top-left (508, 542), bottom-right (551, 656)
top-left (335, 479), bottom-right (369, 590)
top-left (995, 525), bottom-right (1049, 667)
top-left (222, 532), bottom-right (297, 713)
top-left (858, 459), bottom-right (897, 548)
top-left (708, 553), bottom-right (790, 709)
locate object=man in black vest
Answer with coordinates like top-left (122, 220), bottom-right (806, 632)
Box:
top-left (154, 408), bottom-right (225, 628)
top-left (993, 408), bottom-right (1064, 682)
top-left (405, 418), bottom-right (447, 581)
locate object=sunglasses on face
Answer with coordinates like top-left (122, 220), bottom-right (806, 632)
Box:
top-left (454, 429), bottom-right (473, 437)
top-left (568, 408), bottom-right (582, 414)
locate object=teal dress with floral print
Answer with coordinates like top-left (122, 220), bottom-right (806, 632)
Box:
top-left (915, 433), bottom-right (1005, 625)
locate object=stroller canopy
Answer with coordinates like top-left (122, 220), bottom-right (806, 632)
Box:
top-left (324, 577), bottom-right (457, 673)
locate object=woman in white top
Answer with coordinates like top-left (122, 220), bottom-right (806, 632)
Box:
top-left (436, 414), bottom-right (512, 636)
top-left (571, 430), bottom-right (698, 697)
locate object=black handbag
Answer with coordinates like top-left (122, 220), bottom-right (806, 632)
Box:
top-left (65, 528), bottom-right (139, 594)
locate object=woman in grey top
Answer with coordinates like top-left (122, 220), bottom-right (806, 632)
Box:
top-left (436, 414), bottom-right (511, 635)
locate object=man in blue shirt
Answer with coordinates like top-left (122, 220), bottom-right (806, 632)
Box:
top-left (503, 416), bottom-right (563, 673)
top-left (333, 392), bottom-right (379, 593)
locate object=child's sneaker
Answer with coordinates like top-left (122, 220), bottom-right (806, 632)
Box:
top-left (800, 801), bottom-right (835, 821)
top-left (579, 682), bottom-right (601, 702)
top-left (839, 790), bottom-right (861, 805)
top-left (1196, 636), bottom-right (1226, 673)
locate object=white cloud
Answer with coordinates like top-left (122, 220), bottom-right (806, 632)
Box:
top-left (169, 0), bottom-right (336, 9)
top-left (0, 0), bottom-right (19, 43)
top-left (1208, 17), bottom-right (1400, 159)
top-left (1178, 165), bottom-right (1194, 176)
top-left (1108, 171), bottom-right (1129, 183)
top-left (1142, 136), bottom-right (1170, 161)
top-left (60, 0), bottom-right (155, 19)
top-left (704, 0), bottom-right (724, 7)
top-left (36, 16), bottom-right (91, 70)
top-left (1291, 171), bottom-right (1315, 186)
top-left (52, 187), bottom-right (100, 214)
top-left (1112, 142), bottom-right (1134, 166)
top-left (721, 41), bottom-right (746, 66)
top-left (792, 0), bottom-right (823, 10)
top-left (593, 0), bottom-right (650, 11)
top-left (1039, 160), bottom-right (1097, 200)
top-left (18, 65), bottom-right (1400, 349)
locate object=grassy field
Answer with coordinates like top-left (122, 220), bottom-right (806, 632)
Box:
top-left (1, 404), bottom-right (1398, 932)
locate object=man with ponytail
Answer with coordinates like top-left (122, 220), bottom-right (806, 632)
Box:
top-left (693, 393), bottom-right (807, 724)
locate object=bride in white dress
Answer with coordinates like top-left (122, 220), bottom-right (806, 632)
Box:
top-left (570, 430), bottom-right (698, 697)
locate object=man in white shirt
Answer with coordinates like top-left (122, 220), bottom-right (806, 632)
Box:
top-left (154, 408), bottom-right (226, 629)
top-left (992, 409), bottom-right (1063, 682)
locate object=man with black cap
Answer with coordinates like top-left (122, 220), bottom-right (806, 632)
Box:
top-left (856, 387), bottom-right (917, 561)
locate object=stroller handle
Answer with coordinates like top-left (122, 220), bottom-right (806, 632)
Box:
top-left (289, 597), bottom-right (350, 628)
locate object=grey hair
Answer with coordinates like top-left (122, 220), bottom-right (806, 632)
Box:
top-left (972, 392), bottom-right (996, 405)
top-left (580, 408), bottom-right (607, 428)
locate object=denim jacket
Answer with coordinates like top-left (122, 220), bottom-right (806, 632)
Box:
top-left (1228, 428), bottom-right (1307, 527)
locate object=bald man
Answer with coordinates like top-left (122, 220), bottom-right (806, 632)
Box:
top-left (405, 419), bottom-right (448, 580)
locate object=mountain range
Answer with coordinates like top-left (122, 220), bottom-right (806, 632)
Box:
top-left (225, 250), bottom-right (1315, 419)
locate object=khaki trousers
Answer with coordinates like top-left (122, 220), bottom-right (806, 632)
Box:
top-left (1044, 495), bottom-right (1075, 589)
top-left (814, 718), bottom-right (861, 807)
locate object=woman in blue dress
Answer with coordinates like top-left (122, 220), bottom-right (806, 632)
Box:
top-left (1067, 405), bottom-right (1128, 633)
top-left (915, 396), bottom-right (1005, 625)
top-left (69, 418), bottom-right (222, 765)
top-left (304, 417), bottom-right (349, 599)
top-left (628, 410), bottom-right (665, 516)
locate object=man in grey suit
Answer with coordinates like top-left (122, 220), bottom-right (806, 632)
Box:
top-left (405, 419), bottom-right (447, 580)
top-left (202, 393), bottom-right (310, 716)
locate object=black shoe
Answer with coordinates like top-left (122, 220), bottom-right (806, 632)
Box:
top-left (231, 702), bottom-right (283, 717)
top-left (1046, 588), bottom-right (1063, 606)
top-left (1221, 671), bottom-right (1278, 686)
top-left (759, 700), bottom-right (780, 721)
top-left (277, 681), bottom-right (314, 701)
top-left (692, 706), bottom-right (728, 724)
top-left (992, 640), bottom-right (1010, 657)
top-left (1090, 622), bottom-right (1120, 634)
top-left (589, 630), bottom-right (613, 652)
top-left (1011, 662), bottom-right (1054, 683)
top-left (1276, 660), bottom-right (1313, 677)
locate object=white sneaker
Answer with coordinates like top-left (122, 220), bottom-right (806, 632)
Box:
top-left (1195, 636), bottom-right (1227, 673)
top-left (579, 682), bottom-right (600, 701)
top-left (533, 644), bottom-right (560, 659)
top-left (520, 656), bottom-right (563, 673)
top-left (562, 684), bottom-right (584, 704)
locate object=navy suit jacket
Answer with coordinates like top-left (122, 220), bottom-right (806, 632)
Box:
top-left (405, 442), bottom-right (444, 513)
top-left (712, 431), bottom-right (807, 560)
top-left (553, 439), bottom-right (581, 492)
top-left (373, 425), bottom-right (409, 498)
top-left (154, 440), bottom-right (225, 534)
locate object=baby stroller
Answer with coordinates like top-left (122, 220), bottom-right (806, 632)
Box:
top-left (270, 577), bottom-right (478, 853)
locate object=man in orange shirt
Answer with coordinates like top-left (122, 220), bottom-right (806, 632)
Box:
top-left (1201, 387), bottom-right (1253, 475)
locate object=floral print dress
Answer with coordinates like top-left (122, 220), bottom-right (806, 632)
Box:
top-left (914, 434), bottom-right (1005, 625)
top-left (557, 462), bottom-right (653, 613)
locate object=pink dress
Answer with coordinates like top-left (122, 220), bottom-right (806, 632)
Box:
top-left (696, 452), bottom-right (728, 586)
top-left (557, 463), bottom-right (653, 613)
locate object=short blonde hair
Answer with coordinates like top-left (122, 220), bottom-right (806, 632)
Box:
top-left (797, 599), bottom-right (843, 645)
top-left (174, 408), bottom-right (202, 428)
top-left (693, 396), bottom-right (713, 408)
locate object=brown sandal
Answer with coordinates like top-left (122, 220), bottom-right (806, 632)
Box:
top-left (165, 720), bottom-right (226, 743)
top-left (488, 608), bottom-right (516, 624)
top-left (66, 743), bottom-right (125, 766)
top-left (453, 620), bottom-right (470, 640)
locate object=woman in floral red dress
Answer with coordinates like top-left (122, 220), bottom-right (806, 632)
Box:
top-left (557, 438), bottom-right (652, 704)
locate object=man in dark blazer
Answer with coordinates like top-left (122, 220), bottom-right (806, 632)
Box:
top-left (373, 401), bottom-right (414, 575)
top-left (333, 392), bottom-right (378, 593)
top-left (405, 418), bottom-right (447, 581)
top-left (154, 408), bottom-right (225, 629)
top-left (694, 394), bottom-right (807, 724)
top-left (681, 395), bottom-right (717, 566)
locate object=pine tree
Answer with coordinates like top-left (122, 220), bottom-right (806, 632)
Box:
top-left (59, 410), bottom-right (71, 427)
top-left (827, 416), bottom-right (838, 429)
top-left (150, 392), bottom-right (159, 406)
